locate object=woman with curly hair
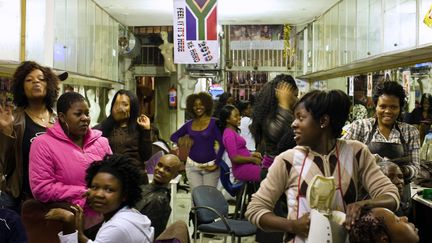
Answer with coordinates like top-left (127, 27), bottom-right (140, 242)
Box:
top-left (0, 61), bottom-right (67, 210)
top-left (45, 154), bottom-right (154, 243)
top-left (94, 89), bottom-right (152, 184)
top-left (170, 92), bottom-right (224, 191)
top-left (250, 74), bottom-right (298, 175)
top-left (349, 207), bottom-right (418, 243)
top-left (343, 81), bottom-right (420, 209)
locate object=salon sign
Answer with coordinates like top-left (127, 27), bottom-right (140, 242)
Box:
top-left (173, 0), bottom-right (219, 64)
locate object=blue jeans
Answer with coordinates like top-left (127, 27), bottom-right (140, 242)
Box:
top-left (0, 191), bottom-right (20, 212)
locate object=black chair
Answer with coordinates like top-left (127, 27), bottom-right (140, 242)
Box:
top-left (191, 185), bottom-right (256, 243)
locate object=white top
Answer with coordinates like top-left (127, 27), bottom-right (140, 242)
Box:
top-left (239, 116), bottom-right (255, 151)
top-left (58, 207), bottom-right (154, 243)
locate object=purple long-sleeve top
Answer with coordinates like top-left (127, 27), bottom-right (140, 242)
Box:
top-left (170, 118), bottom-right (224, 164)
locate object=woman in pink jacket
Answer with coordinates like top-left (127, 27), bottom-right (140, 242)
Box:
top-left (29, 92), bottom-right (111, 226)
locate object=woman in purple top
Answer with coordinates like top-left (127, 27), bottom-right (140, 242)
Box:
top-left (170, 92), bottom-right (224, 191)
top-left (219, 105), bottom-right (262, 182)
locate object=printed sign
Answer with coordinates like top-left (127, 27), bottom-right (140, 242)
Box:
top-left (173, 0), bottom-right (219, 64)
top-left (348, 76), bottom-right (354, 96)
top-left (367, 73), bottom-right (373, 97)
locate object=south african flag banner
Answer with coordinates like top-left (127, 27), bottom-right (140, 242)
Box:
top-left (174, 0), bottom-right (219, 64)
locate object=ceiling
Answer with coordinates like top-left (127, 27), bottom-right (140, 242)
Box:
top-left (94, 0), bottom-right (339, 27)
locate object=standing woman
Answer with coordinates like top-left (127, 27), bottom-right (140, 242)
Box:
top-left (404, 93), bottom-right (432, 144)
top-left (250, 74), bottom-right (298, 176)
top-left (29, 92), bottom-right (111, 226)
top-left (219, 105), bottom-right (261, 182)
top-left (94, 89), bottom-right (152, 184)
top-left (0, 61), bottom-right (66, 210)
top-left (170, 92), bottom-right (224, 191)
top-left (343, 81), bottom-right (420, 201)
top-left (246, 90), bottom-right (399, 243)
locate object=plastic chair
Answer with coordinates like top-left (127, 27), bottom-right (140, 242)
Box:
top-left (145, 151), bottom-right (165, 174)
top-left (191, 185), bottom-right (256, 243)
top-left (219, 159), bottom-right (244, 197)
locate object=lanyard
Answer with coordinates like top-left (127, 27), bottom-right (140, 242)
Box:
top-left (296, 143), bottom-right (346, 212)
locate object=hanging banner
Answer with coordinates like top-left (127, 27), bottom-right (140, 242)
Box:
top-left (367, 73), bottom-right (373, 97)
top-left (173, 0), bottom-right (219, 64)
top-left (348, 76), bottom-right (354, 96)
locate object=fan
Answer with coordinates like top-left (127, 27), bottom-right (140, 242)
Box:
top-left (118, 33), bottom-right (138, 56)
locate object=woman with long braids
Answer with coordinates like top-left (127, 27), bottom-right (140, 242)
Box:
top-left (250, 74), bottom-right (298, 177)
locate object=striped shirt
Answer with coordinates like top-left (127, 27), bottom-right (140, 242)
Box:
top-left (342, 118), bottom-right (420, 180)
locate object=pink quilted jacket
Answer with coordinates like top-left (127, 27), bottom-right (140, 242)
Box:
top-left (29, 121), bottom-right (112, 210)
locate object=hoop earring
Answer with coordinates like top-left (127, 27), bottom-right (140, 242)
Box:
top-left (63, 121), bottom-right (70, 136)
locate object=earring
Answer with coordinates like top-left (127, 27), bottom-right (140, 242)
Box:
top-left (321, 125), bottom-right (325, 128)
top-left (64, 121), bottom-right (70, 136)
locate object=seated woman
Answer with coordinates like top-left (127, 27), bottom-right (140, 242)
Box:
top-left (29, 92), bottom-right (112, 227)
top-left (219, 105), bottom-right (261, 182)
top-left (45, 154), bottom-right (154, 243)
top-left (245, 90), bottom-right (399, 243)
top-left (94, 89), bottom-right (152, 184)
top-left (349, 207), bottom-right (418, 243)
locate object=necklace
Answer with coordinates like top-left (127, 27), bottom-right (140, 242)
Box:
top-left (26, 109), bottom-right (49, 122)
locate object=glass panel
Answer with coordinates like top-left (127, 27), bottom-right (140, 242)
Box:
top-left (368, 0), bottom-right (382, 56)
top-left (419, 0), bottom-right (432, 45)
top-left (0, 0), bottom-right (21, 62)
top-left (329, 6), bottom-right (339, 68)
top-left (296, 30), bottom-right (304, 73)
top-left (339, 0), bottom-right (356, 65)
top-left (383, 0), bottom-right (416, 52)
top-left (357, 0), bottom-right (369, 59)
top-left (306, 24), bottom-right (313, 73)
top-left (346, 0), bottom-right (357, 62)
top-left (339, 0), bottom-right (348, 65)
top-left (86, 0), bottom-right (95, 75)
top-left (26, 0), bottom-right (47, 64)
top-left (54, 0), bottom-right (66, 70)
top-left (94, 6), bottom-right (102, 78)
top-left (65, 0), bottom-right (78, 72)
top-left (313, 18), bottom-right (324, 71)
top-left (112, 21), bottom-right (119, 81)
top-left (77, 0), bottom-right (87, 74)
top-left (100, 12), bottom-right (109, 79)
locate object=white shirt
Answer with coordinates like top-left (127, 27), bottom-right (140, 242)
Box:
top-left (58, 207), bottom-right (154, 243)
top-left (239, 116), bottom-right (255, 151)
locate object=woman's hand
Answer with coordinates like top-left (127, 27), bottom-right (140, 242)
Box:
top-left (45, 208), bottom-right (75, 223)
top-left (137, 114), bottom-right (151, 130)
top-left (251, 152), bottom-right (262, 159)
top-left (275, 82), bottom-right (296, 110)
top-left (251, 156), bottom-right (262, 165)
top-left (178, 135), bottom-right (194, 149)
top-left (292, 213), bottom-right (310, 238)
top-left (344, 201), bottom-right (366, 230)
top-left (0, 103), bottom-right (14, 136)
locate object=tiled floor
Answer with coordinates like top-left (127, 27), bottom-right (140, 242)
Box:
top-left (172, 182), bottom-right (257, 243)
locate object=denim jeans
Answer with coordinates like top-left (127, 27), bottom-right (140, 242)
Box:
top-left (0, 191), bottom-right (20, 212)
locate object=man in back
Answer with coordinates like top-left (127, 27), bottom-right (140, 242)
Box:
top-left (135, 154), bottom-right (182, 238)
